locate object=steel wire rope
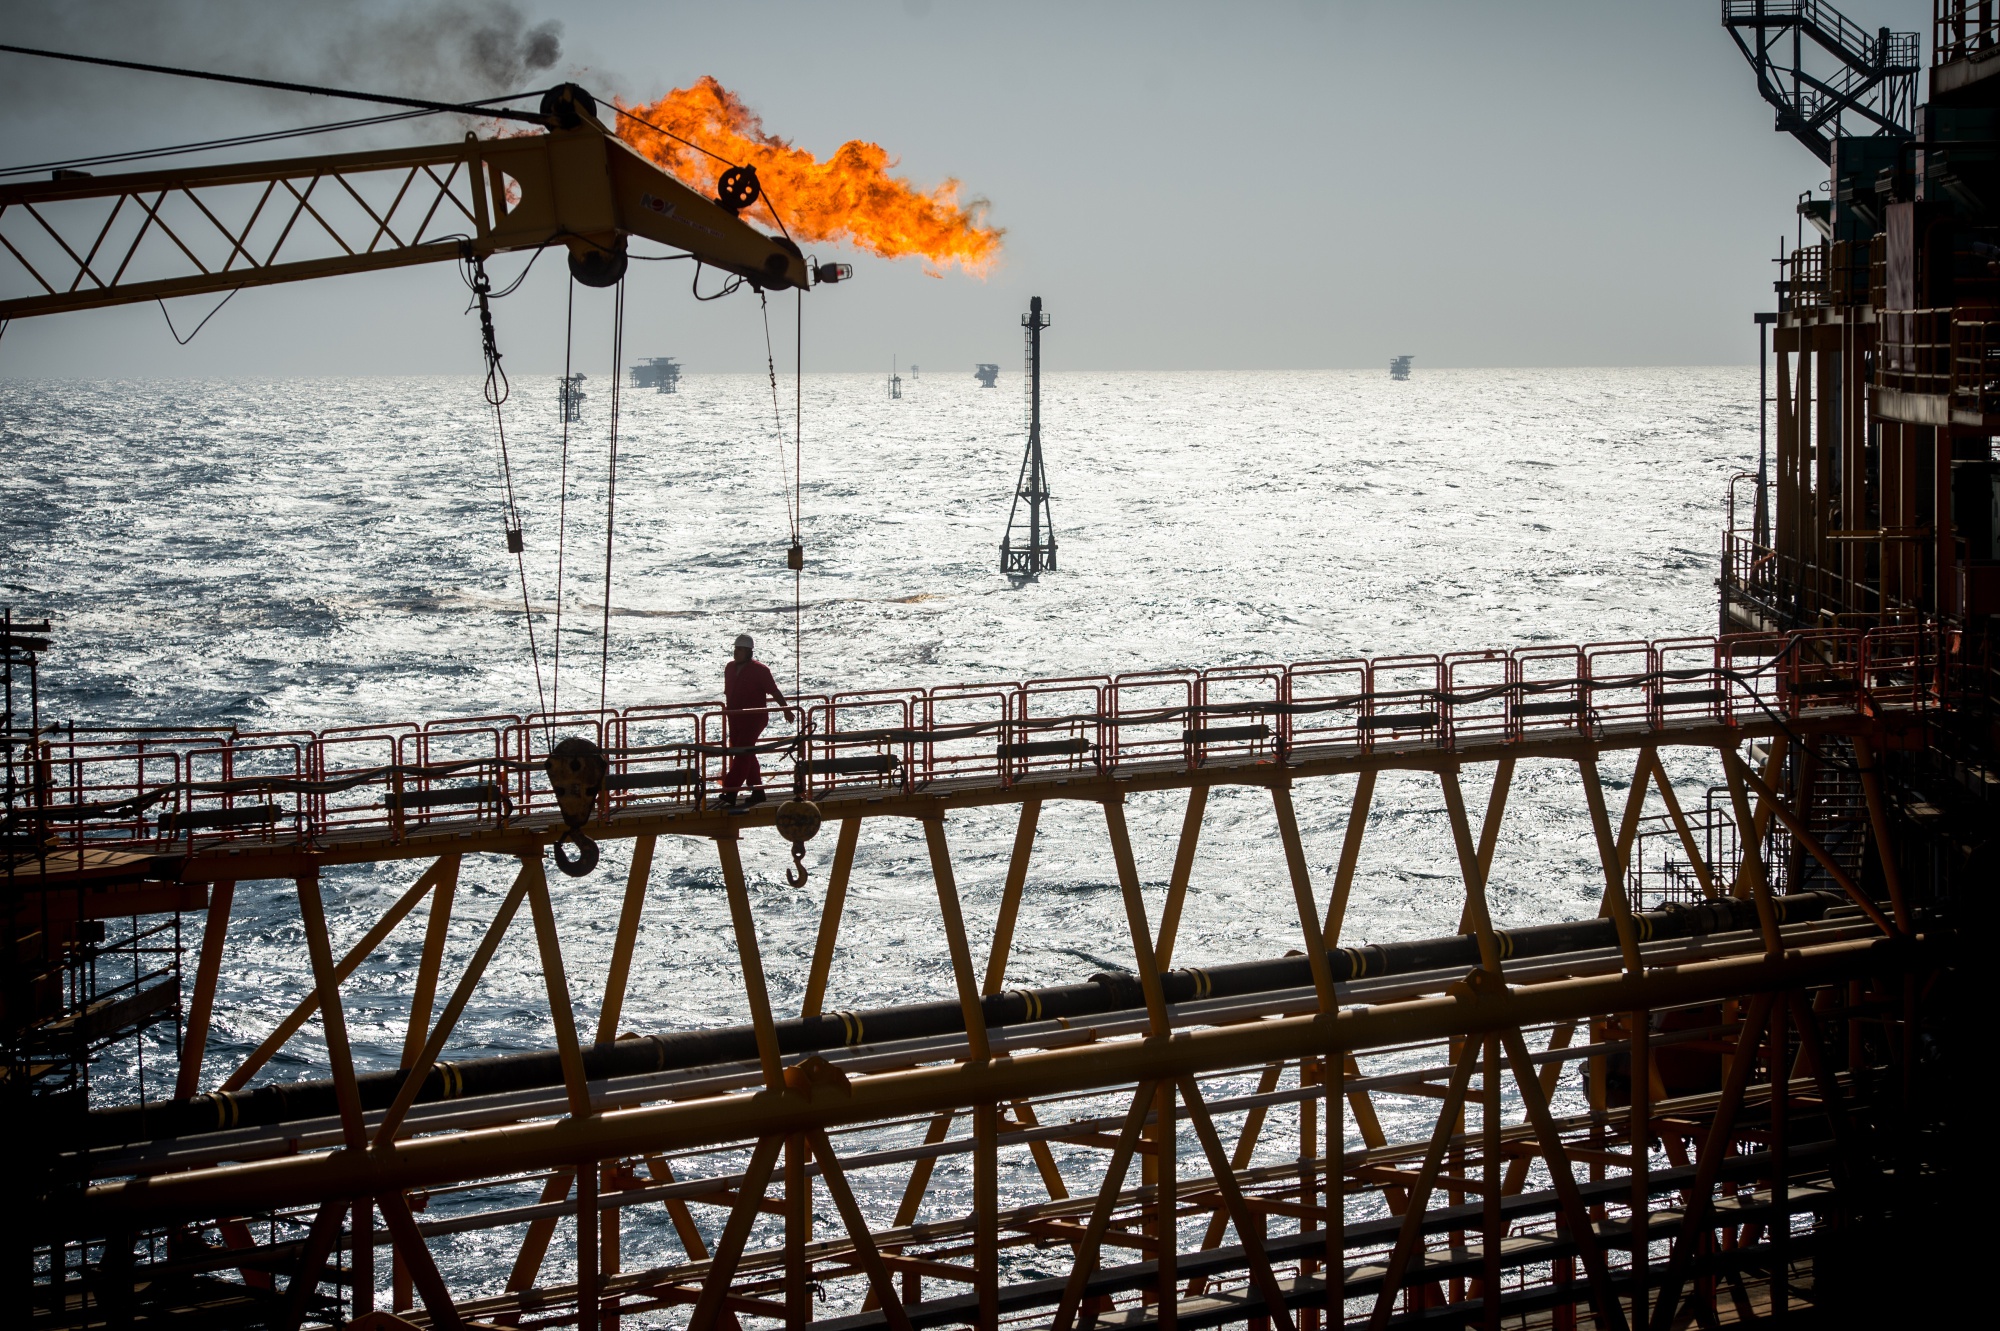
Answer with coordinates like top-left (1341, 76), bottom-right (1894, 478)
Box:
top-left (0, 44), bottom-right (550, 124)
top-left (758, 290), bottom-right (806, 701)
top-left (598, 276), bottom-right (627, 717)
top-left (600, 100), bottom-right (796, 243)
top-left (465, 252), bottom-right (549, 720)
top-left (155, 288), bottom-right (237, 345)
top-left (0, 105), bottom-right (471, 179)
top-left (795, 285), bottom-right (805, 696)
top-left (601, 103), bottom-right (741, 170)
top-left (758, 291), bottom-right (798, 537)
top-left (551, 278), bottom-right (576, 731)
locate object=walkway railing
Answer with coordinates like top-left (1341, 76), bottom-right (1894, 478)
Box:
top-left (11, 628), bottom-right (1939, 855)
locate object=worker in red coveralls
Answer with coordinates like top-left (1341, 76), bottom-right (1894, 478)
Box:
top-left (720, 633), bottom-right (793, 809)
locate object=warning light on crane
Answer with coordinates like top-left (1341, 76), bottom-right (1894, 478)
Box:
top-left (812, 260), bottom-right (854, 285)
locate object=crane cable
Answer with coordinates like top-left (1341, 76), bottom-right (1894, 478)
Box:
top-left (758, 289), bottom-right (804, 695)
top-left (794, 286), bottom-right (804, 697)
top-left (468, 253), bottom-right (549, 720)
top-left (550, 278), bottom-right (575, 728)
top-left (758, 292), bottom-right (798, 538)
top-left (598, 276), bottom-right (627, 716)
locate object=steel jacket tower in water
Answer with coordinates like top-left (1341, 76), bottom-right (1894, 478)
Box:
top-left (1000, 296), bottom-right (1056, 576)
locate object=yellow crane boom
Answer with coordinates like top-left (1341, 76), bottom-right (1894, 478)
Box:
top-left (0, 85), bottom-right (809, 320)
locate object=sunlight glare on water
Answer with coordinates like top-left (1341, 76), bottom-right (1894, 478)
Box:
top-left (2, 366), bottom-right (1753, 1302)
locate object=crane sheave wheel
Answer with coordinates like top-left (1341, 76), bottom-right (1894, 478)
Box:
top-left (540, 83), bottom-right (599, 130)
top-left (569, 243), bottom-right (628, 288)
top-left (716, 165), bottom-right (762, 214)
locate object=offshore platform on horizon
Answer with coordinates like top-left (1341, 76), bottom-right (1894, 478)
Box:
top-left (0, 10), bottom-right (1991, 1328)
top-left (630, 357), bottom-right (682, 394)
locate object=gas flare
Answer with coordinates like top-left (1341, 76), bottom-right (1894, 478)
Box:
top-left (614, 78), bottom-right (1001, 275)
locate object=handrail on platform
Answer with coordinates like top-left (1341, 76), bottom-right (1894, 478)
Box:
top-left (6, 627), bottom-right (1939, 855)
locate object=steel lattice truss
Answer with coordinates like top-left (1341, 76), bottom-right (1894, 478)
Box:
top-left (0, 120), bottom-right (808, 321)
top-left (18, 628), bottom-right (1941, 1329)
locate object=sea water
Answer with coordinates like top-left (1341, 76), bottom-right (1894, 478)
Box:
top-left (1, 367), bottom-right (1754, 1304)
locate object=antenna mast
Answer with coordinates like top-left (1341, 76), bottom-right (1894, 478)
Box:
top-left (1000, 295), bottom-right (1056, 576)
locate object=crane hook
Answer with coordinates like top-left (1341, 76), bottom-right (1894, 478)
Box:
top-left (544, 736), bottom-right (608, 878)
top-left (775, 796), bottom-right (822, 887)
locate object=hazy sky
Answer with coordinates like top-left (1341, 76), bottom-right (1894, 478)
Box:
top-left (0, 0), bottom-right (1932, 376)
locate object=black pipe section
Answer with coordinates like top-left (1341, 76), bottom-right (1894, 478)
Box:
top-left (94, 892), bottom-right (1838, 1148)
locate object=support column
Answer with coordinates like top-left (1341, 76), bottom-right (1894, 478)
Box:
top-left (1577, 753), bottom-right (1644, 973)
top-left (1103, 795), bottom-right (1171, 1034)
top-left (1326, 1052), bottom-right (1345, 1318)
top-left (984, 799), bottom-right (1041, 992)
top-left (1480, 1036), bottom-right (1501, 1331)
top-left (1648, 752), bottom-right (1718, 899)
top-left (786, 1134), bottom-right (812, 1328)
top-left (597, 833), bottom-right (656, 1039)
top-left (975, 1101), bottom-right (1000, 1330)
top-left (352, 1198), bottom-right (374, 1318)
top-left (402, 855), bottom-right (460, 1067)
top-left (1438, 767), bottom-right (1503, 974)
top-left (1157, 1080), bottom-right (1178, 1329)
top-left (175, 879), bottom-right (234, 1099)
top-left (524, 853), bottom-right (592, 1119)
top-left (1852, 736), bottom-right (1913, 932)
top-left (717, 832), bottom-right (786, 1091)
top-left (1271, 783), bottom-right (1337, 1013)
top-left (923, 815), bottom-right (991, 1061)
top-left (295, 867), bottom-right (367, 1152)
top-left (804, 815), bottom-right (862, 1015)
top-left (1631, 1008), bottom-right (1650, 1329)
top-left (1322, 771), bottom-right (1375, 947)
top-left (1154, 786), bottom-right (1206, 971)
top-left (577, 1159), bottom-right (599, 1331)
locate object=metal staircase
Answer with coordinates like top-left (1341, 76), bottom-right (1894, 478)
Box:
top-left (1723, 0), bottom-right (1922, 161)
top-left (1795, 735), bottom-right (1873, 895)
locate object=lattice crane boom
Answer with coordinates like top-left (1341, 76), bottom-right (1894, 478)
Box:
top-left (0, 86), bottom-right (809, 321)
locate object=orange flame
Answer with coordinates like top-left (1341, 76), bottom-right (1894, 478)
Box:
top-left (614, 78), bottom-right (1001, 275)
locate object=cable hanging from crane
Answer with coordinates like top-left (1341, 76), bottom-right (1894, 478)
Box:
top-left (598, 276), bottom-right (627, 718)
top-left (757, 290), bottom-right (806, 699)
top-left (794, 286), bottom-right (805, 696)
top-left (464, 250), bottom-right (549, 721)
top-left (766, 282), bottom-right (817, 888)
top-left (551, 278), bottom-right (576, 724)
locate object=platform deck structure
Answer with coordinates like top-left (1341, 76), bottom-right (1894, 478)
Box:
top-left (6, 626), bottom-right (1943, 1330)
